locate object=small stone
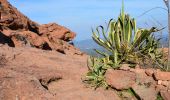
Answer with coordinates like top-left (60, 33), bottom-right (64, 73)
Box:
top-left (105, 69), bottom-right (136, 90)
top-left (132, 83), bottom-right (158, 100)
top-left (158, 80), bottom-right (162, 85)
top-left (135, 68), bottom-right (156, 88)
top-left (154, 71), bottom-right (170, 81)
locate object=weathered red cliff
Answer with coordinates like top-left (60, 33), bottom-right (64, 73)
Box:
top-left (0, 0), bottom-right (81, 55)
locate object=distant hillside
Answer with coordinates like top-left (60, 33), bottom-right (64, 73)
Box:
top-left (74, 36), bottom-right (168, 56)
top-left (74, 39), bottom-right (98, 49)
top-left (74, 39), bottom-right (104, 56)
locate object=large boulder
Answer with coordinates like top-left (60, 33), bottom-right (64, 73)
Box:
top-left (0, 0), bottom-right (39, 31)
top-left (0, 0), bottom-right (79, 55)
top-left (1, 29), bottom-right (82, 55)
top-left (1, 30), bottom-right (49, 48)
top-left (38, 23), bottom-right (76, 41)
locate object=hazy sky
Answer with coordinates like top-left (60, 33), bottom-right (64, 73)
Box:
top-left (8, 0), bottom-right (168, 41)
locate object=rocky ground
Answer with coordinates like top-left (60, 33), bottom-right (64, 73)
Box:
top-left (106, 65), bottom-right (170, 100)
top-left (0, 0), bottom-right (120, 99)
top-left (1, 45), bottom-right (170, 100)
top-left (0, 0), bottom-right (170, 100)
top-left (0, 45), bottom-right (121, 100)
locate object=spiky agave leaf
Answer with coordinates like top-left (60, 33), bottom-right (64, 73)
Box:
top-left (84, 57), bottom-right (110, 89)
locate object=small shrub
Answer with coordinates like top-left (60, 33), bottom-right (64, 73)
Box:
top-left (83, 56), bottom-right (112, 89)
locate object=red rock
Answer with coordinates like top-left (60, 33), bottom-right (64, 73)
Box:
top-left (48, 80), bottom-right (121, 100)
top-left (154, 71), bottom-right (170, 81)
top-left (105, 69), bottom-right (136, 90)
top-left (0, 0), bottom-right (118, 99)
top-left (158, 80), bottom-right (163, 85)
top-left (2, 30), bottom-right (51, 49)
top-left (0, 68), bottom-right (56, 100)
top-left (0, 45), bottom-right (121, 100)
top-left (135, 68), bottom-right (156, 86)
top-left (0, 0), bottom-right (39, 31)
top-left (132, 83), bottom-right (158, 100)
top-left (161, 91), bottom-right (170, 100)
top-left (38, 23), bottom-right (76, 41)
top-left (0, 0), bottom-right (80, 55)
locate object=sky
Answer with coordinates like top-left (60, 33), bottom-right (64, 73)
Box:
top-left (8, 0), bottom-right (168, 41)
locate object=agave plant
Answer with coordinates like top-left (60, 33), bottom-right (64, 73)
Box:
top-left (92, 6), bottom-right (163, 68)
top-left (83, 56), bottom-right (112, 89)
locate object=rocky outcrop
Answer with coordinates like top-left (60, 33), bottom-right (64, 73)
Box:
top-left (38, 23), bottom-right (75, 41)
top-left (0, 45), bottom-right (121, 100)
top-left (0, 0), bottom-right (80, 55)
top-left (105, 66), bottom-right (170, 100)
top-left (0, 0), bottom-right (38, 30)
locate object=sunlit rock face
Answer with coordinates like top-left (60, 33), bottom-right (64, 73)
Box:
top-left (0, 0), bottom-right (80, 55)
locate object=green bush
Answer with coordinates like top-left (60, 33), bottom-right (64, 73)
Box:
top-left (83, 57), bottom-right (111, 89)
top-left (92, 6), bottom-right (164, 69)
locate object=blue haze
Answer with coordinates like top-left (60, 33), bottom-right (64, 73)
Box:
top-left (9, 0), bottom-right (168, 42)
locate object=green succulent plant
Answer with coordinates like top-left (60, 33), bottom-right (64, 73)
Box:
top-left (92, 5), bottom-right (163, 68)
top-left (83, 56), bottom-right (111, 89)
